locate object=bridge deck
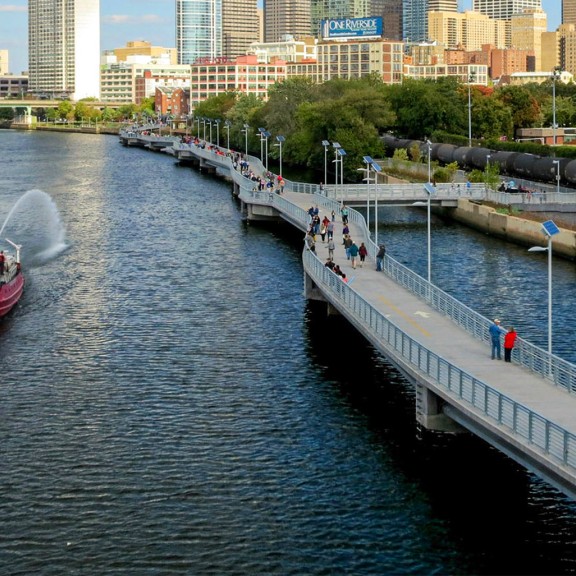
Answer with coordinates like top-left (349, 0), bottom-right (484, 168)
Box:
top-left (284, 191), bottom-right (576, 434)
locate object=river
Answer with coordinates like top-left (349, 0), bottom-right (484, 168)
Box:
top-left (1, 130), bottom-right (576, 575)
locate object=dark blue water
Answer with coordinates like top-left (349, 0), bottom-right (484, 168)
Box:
top-left (1, 131), bottom-right (576, 575)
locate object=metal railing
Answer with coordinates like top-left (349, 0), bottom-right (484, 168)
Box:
top-left (178, 141), bottom-right (576, 394)
top-left (170, 139), bottom-right (576, 475)
top-left (302, 249), bottom-right (576, 473)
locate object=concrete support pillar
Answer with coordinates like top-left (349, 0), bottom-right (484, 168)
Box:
top-left (303, 270), bottom-right (327, 302)
top-left (415, 383), bottom-right (464, 433)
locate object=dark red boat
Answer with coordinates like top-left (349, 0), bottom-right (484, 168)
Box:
top-left (0, 240), bottom-right (24, 317)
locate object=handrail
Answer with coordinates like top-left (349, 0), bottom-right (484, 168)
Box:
top-left (178, 141), bottom-right (576, 393)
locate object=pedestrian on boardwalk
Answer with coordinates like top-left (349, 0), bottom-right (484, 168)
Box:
top-left (342, 223), bottom-right (350, 244)
top-left (376, 244), bottom-right (386, 271)
top-left (320, 223), bottom-right (327, 242)
top-left (331, 210), bottom-right (336, 222)
top-left (358, 242), bottom-right (368, 267)
top-left (489, 318), bottom-right (506, 360)
top-left (305, 232), bottom-right (316, 253)
top-left (349, 241), bottom-right (359, 269)
top-left (341, 205), bottom-right (349, 224)
top-left (344, 235), bottom-right (353, 260)
top-left (504, 327), bottom-right (517, 362)
top-left (326, 220), bottom-right (334, 241)
top-left (327, 237), bottom-right (335, 260)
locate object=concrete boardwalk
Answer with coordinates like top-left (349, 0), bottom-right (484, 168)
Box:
top-left (283, 191), bottom-right (576, 436)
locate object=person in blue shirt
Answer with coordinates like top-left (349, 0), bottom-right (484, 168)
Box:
top-left (489, 318), bottom-right (506, 360)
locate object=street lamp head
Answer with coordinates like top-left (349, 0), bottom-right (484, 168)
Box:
top-left (528, 246), bottom-right (548, 253)
top-left (276, 135), bottom-right (285, 143)
top-left (332, 142), bottom-right (341, 149)
top-left (322, 140), bottom-right (330, 147)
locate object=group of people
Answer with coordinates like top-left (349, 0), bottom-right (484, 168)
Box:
top-left (489, 318), bottom-right (518, 362)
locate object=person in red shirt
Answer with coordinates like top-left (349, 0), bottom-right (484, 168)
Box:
top-left (0, 250), bottom-right (5, 275)
top-left (504, 327), bottom-right (517, 362)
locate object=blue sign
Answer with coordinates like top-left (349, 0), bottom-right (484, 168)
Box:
top-left (322, 17), bottom-right (383, 40)
top-left (542, 220), bottom-right (560, 237)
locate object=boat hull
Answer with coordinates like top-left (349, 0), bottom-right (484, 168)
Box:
top-left (0, 272), bottom-right (25, 317)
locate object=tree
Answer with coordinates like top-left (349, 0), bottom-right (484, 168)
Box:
top-left (496, 85), bottom-right (541, 132)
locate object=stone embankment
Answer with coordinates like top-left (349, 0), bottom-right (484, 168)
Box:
top-left (451, 199), bottom-right (576, 260)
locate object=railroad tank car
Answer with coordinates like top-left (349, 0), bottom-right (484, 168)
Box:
top-left (488, 151), bottom-right (518, 175)
top-left (452, 147), bottom-right (474, 167)
top-left (563, 159), bottom-right (576, 185)
top-left (436, 144), bottom-right (457, 164)
top-left (466, 147), bottom-right (491, 170)
top-left (512, 154), bottom-right (537, 179)
top-left (531, 157), bottom-right (565, 183)
top-left (382, 134), bottom-right (398, 152)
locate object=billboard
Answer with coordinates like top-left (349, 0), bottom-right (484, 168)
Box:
top-left (321, 17), bottom-right (383, 40)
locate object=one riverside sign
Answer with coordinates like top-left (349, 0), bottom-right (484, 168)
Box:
top-left (321, 17), bottom-right (383, 40)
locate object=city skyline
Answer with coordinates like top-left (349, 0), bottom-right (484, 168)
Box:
top-left (0, 0), bottom-right (562, 75)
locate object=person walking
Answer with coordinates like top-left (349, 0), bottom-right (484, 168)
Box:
top-left (344, 235), bottom-right (353, 260)
top-left (326, 220), bottom-right (334, 241)
top-left (489, 318), bottom-right (506, 360)
top-left (504, 327), bottom-right (517, 362)
top-left (305, 231), bottom-right (316, 253)
top-left (376, 244), bottom-right (386, 271)
top-left (349, 241), bottom-right (359, 269)
top-left (358, 242), bottom-right (368, 267)
top-left (341, 205), bottom-right (349, 224)
top-left (342, 223), bottom-right (350, 244)
top-left (327, 237), bottom-right (335, 260)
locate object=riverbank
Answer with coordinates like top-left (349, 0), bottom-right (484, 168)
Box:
top-left (450, 199), bottom-right (576, 260)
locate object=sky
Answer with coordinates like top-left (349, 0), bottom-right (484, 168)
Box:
top-left (0, 0), bottom-right (563, 75)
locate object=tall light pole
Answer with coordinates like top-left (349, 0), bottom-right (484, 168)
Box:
top-left (258, 127), bottom-right (265, 164)
top-left (468, 70), bottom-right (476, 147)
top-left (263, 131), bottom-right (271, 171)
top-left (275, 135), bottom-right (285, 176)
top-left (322, 140), bottom-right (330, 190)
top-left (242, 123), bottom-right (249, 156)
top-left (332, 142), bottom-right (341, 199)
top-left (224, 120), bottom-right (231, 150)
top-left (552, 66), bottom-right (561, 147)
top-left (360, 156), bottom-right (373, 230)
top-left (528, 220), bottom-right (560, 357)
top-left (553, 159), bottom-right (560, 194)
top-left (208, 119), bottom-right (213, 143)
top-left (338, 148), bottom-right (346, 206)
top-left (412, 183), bottom-right (435, 285)
top-left (426, 139), bottom-right (432, 183)
top-left (215, 119), bottom-right (221, 147)
top-left (202, 118), bottom-right (207, 141)
top-left (196, 116), bottom-right (201, 138)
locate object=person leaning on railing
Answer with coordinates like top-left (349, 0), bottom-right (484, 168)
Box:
top-left (376, 244), bottom-right (386, 271)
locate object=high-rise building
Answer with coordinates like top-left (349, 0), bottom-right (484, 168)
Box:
top-left (472, 0), bottom-right (541, 21)
top-left (311, 0), bottom-right (371, 38)
top-left (113, 41), bottom-right (178, 65)
top-left (402, 0), bottom-right (456, 43)
top-left (370, 0), bottom-right (402, 40)
top-left (265, 0), bottom-right (311, 42)
top-left (428, 10), bottom-right (507, 50)
top-left (563, 0), bottom-right (576, 25)
top-left (511, 8), bottom-right (546, 69)
top-left (177, 0), bottom-right (259, 64)
top-left (28, 0), bottom-right (100, 99)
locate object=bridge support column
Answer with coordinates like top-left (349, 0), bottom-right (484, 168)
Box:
top-left (415, 383), bottom-right (465, 433)
top-left (303, 271), bottom-right (327, 302)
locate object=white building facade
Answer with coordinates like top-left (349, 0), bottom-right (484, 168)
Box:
top-left (28, 0), bottom-right (100, 100)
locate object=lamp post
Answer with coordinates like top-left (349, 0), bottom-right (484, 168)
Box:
top-left (263, 131), bottom-right (270, 171)
top-left (426, 139), bottom-right (432, 183)
top-left (553, 159), bottom-right (560, 194)
top-left (412, 183), bottom-right (435, 285)
top-left (242, 123), bottom-right (249, 156)
top-left (332, 142), bottom-right (341, 198)
top-left (215, 119), bottom-right (221, 147)
top-left (338, 148), bottom-right (346, 206)
top-left (208, 119), bottom-right (213, 143)
top-left (224, 120), bottom-right (231, 150)
top-left (275, 135), bottom-right (285, 176)
top-left (528, 220), bottom-right (560, 357)
top-left (552, 66), bottom-right (561, 147)
top-left (202, 118), bottom-right (207, 141)
top-left (322, 140), bottom-right (330, 191)
top-left (258, 127), bottom-right (265, 164)
top-left (468, 71), bottom-right (476, 147)
top-left (360, 156), bottom-right (373, 230)
top-left (196, 116), bottom-right (201, 138)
